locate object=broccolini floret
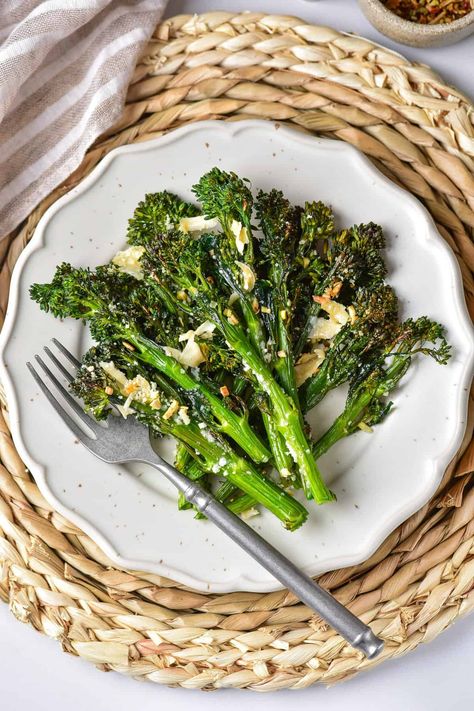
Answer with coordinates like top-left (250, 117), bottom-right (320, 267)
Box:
top-left (313, 317), bottom-right (451, 457)
top-left (127, 191), bottom-right (200, 247)
top-left (301, 285), bottom-right (399, 411)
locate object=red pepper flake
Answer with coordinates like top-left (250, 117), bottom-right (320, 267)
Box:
top-left (383, 0), bottom-right (472, 24)
top-left (220, 385), bottom-right (230, 397)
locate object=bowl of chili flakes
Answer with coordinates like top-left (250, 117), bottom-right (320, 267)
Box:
top-left (358, 0), bottom-right (474, 46)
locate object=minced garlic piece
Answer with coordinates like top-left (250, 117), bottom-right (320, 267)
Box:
top-left (112, 246), bottom-right (145, 280)
top-left (325, 281), bottom-right (343, 299)
top-left (163, 399), bottom-right (180, 420)
top-left (224, 308), bottom-right (239, 325)
top-left (294, 349), bottom-right (326, 386)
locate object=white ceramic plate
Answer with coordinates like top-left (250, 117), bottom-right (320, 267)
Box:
top-left (1, 120), bottom-right (473, 593)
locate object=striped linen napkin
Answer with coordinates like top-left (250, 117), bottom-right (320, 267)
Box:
top-left (0, 1), bottom-right (167, 240)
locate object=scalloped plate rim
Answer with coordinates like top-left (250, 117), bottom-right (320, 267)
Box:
top-left (0, 119), bottom-right (473, 593)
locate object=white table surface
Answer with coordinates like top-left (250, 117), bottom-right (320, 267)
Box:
top-left (2, 1), bottom-right (473, 708)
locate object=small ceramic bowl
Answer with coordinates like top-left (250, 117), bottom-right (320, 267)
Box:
top-left (358, 0), bottom-right (474, 47)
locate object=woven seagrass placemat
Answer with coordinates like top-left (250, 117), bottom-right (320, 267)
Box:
top-left (0, 12), bottom-right (473, 691)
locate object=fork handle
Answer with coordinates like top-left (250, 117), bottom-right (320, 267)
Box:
top-left (145, 457), bottom-right (384, 659)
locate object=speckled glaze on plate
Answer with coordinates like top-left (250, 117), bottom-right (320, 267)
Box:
top-left (1, 120), bottom-right (473, 593)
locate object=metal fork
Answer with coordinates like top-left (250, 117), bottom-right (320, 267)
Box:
top-left (27, 339), bottom-right (384, 659)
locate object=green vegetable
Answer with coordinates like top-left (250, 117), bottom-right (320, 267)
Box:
top-left (300, 285), bottom-right (399, 411)
top-left (131, 178), bottom-right (334, 504)
top-left (71, 348), bottom-right (308, 531)
top-left (30, 168), bottom-right (451, 530)
top-left (30, 263), bottom-right (271, 465)
top-left (313, 317), bottom-right (451, 456)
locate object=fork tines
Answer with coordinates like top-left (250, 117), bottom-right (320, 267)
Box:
top-left (27, 340), bottom-right (98, 440)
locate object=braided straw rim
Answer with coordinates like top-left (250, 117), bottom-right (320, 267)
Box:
top-left (0, 13), bottom-right (473, 691)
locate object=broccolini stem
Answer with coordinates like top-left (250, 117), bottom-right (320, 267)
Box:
top-left (227, 282), bottom-right (299, 481)
top-left (174, 441), bottom-right (190, 471)
top-left (129, 333), bottom-right (271, 465)
top-left (261, 411), bottom-right (295, 481)
top-left (228, 493), bottom-right (258, 516)
top-left (215, 479), bottom-right (238, 503)
top-left (175, 443), bottom-right (207, 511)
top-left (177, 492), bottom-right (192, 511)
top-left (232, 375), bottom-right (249, 397)
top-left (312, 355), bottom-right (410, 459)
top-left (274, 303), bottom-right (300, 407)
top-left (162, 421), bottom-right (308, 529)
top-left (294, 301), bottom-right (322, 360)
top-left (300, 366), bottom-right (332, 412)
top-left (220, 320), bottom-right (335, 503)
top-left (225, 461), bottom-right (307, 530)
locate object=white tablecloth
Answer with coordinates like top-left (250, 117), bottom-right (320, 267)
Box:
top-left (2, 2), bottom-right (473, 709)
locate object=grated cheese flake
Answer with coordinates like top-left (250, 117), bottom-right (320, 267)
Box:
top-left (294, 349), bottom-right (326, 386)
top-left (235, 261), bottom-right (256, 291)
top-left (230, 220), bottom-right (249, 254)
top-left (179, 215), bottom-right (219, 234)
top-left (178, 406), bottom-right (191, 425)
top-left (112, 246), bottom-right (145, 279)
top-left (164, 340), bottom-right (206, 368)
top-left (310, 297), bottom-right (350, 341)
